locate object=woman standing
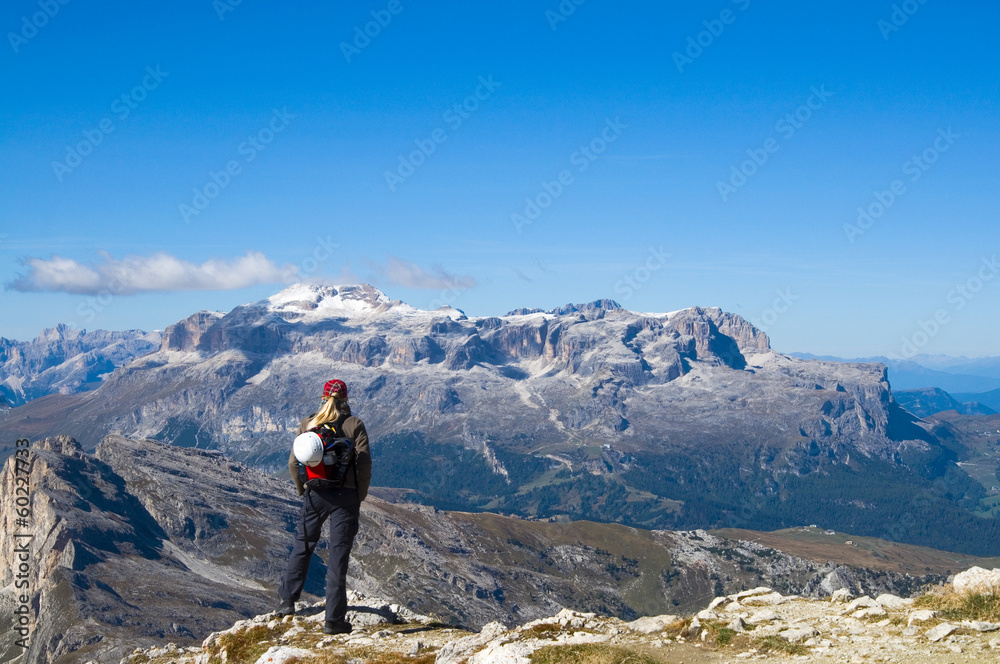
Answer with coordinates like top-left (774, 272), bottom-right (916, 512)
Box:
top-left (275, 379), bottom-right (372, 635)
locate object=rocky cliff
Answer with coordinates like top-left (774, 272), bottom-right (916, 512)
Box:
top-left (0, 435), bottom-right (955, 664)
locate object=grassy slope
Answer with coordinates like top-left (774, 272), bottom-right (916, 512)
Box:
top-left (711, 525), bottom-right (1000, 576)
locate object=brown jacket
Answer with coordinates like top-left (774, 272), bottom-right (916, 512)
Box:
top-left (288, 413), bottom-right (372, 500)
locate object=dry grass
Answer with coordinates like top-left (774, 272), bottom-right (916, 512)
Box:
top-left (526, 622), bottom-right (563, 637)
top-left (914, 587), bottom-right (1000, 622)
top-left (210, 625), bottom-right (283, 664)
top-left (660, 619), bottom-right (689, 637)
top-left (752, 635), bottom-right (809, 656)
top-left (361, 653), bottom-right (436, 664)
top-left (286, 654), bottom-right (347, 664)
top-left (529, 644), bottom-right (663, 664)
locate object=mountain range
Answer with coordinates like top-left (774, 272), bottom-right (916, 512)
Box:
top-left (3, 284), bottom-right (1000, 555)
top-left (0, 325), bottom-right (160, 407)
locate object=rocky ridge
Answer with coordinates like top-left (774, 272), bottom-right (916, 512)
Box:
top-left (126, 583), bottom-right (1000, 664)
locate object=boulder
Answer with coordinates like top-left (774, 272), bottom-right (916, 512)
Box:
top-left (625, 615), bottom-right (679, 634)
top-left (780, 626), bottom-right (820, 642)
top-left (252, 646), bottom-right (313, 664)
top-left (742, 592), bottom-right (786, 606)
top-left (731, 587), bottom-right (773, 601)
top-left (707, 596), bottom-right (728, 611)
top-left (747, 609), bottom-right (782, 625)
top-left (437, 622), bottom-right (510, 664)
top-left (845, 596), bottom-right (875, 611)
top-left (907, 610), bottom-right (938, 626)
top-left (925, 623), bottom-right (957, 642)
top-left (726, 616), bottom-right (747, 633)
top-left (852, 606), bottom-right (887, 620)
top-left (469, 640), bottom-right (536, 664)
top-left (874, 593), bottom-right (912, 609)
top-left (830, 588), bottom-right (854, 603)
top-left (953, 567), bottom-right (1000, 596)
top-left (962, 620), bottom-right (1000, 632)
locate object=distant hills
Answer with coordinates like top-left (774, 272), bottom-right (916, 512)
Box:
top-left (891, 387), bottom-right (996, 418)
top-left (790, 352), bottom-right (1000, 394)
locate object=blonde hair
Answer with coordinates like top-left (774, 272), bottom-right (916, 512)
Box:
top-left (307, 397), bottom-right (345, 430)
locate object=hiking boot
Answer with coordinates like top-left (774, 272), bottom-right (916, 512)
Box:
top-left (273, 599), bottom-right (295, 617)
top-left (323, 620), bottom-right (352, 635)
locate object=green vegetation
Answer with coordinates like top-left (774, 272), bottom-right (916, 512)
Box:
top-left (713, 626), bottom-right (736, 646)
top-left (210, 625), bottom-right (282, 664)
top-left (374, 432), bottom-right (1000, 556)
top-left (529, 644), bottom-right (662, 664)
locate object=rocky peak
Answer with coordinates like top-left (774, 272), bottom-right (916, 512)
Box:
top-left (265, 283), bottom-right (400, 320)
top-left (161, 311), bottom-right (225, 351)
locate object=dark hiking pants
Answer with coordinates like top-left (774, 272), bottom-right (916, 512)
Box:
top-left (279, 487), bottom-right (360, 622)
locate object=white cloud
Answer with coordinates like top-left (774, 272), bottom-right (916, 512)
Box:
top-left (10, 251), bottom-right (299, 295)
top-left (370, 256), bottom-right (476, 290)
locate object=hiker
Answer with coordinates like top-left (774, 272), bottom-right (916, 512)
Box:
top-left (275, 379), bottom-right (372, 634)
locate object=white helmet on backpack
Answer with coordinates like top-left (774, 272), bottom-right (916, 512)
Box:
top-left (293, 431), bottom-right (324, 466)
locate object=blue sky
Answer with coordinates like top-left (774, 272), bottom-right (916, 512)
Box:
top-left (2, 0), bottom-right (998, 358)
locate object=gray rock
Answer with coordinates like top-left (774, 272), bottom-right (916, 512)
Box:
top-left (962, 620), bottom-right (1000, 632)
top-left (780, 626), bottom-right (820, 642)
top-left (845, 596), bottom-right (876, 611)
top-left (830, 588), bottom-right (854, 603)
top-left (742, 592), bottom-right (787, 606)
top-left (852, 606), bottom-right (887, 619)
top-left (726, 616), bottom-right (747, 633)
top-left (925, 623), bottom-right (957, 642)
top-left (747, 609), bottom-right (782, 624)
top-left (625, 615), bottom-right (679, 634)
top-left (252, 646), bottom-right (312, 664)
top-left (907, 610), bottom-right (938, 626)
top-left (874, 593), bottom-right (912, 609)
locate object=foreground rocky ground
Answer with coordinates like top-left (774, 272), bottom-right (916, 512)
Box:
top-left (125, 583), bottom-right (1000, 664)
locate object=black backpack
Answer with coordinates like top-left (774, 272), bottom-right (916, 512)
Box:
top-left (299, 422), bottom-right (358, 490)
